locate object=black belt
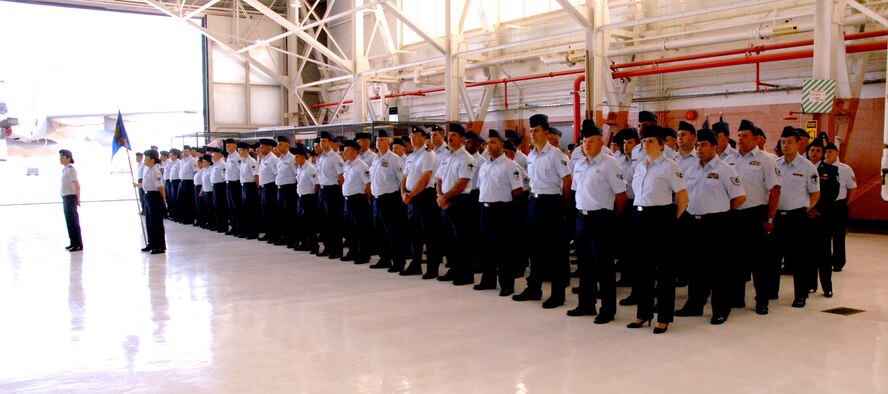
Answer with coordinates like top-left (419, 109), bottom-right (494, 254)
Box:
top-left (636, 205), bottom-right (673, 212)
top-left (689, 211), bottom-right (729, 220)
top-left (227, 180), bottom-right (239, 184)
top-left (146, 190), bottom-right (161, 194)
top-left (778, 207), bottom-right (806, 215)
top-left (321, 185), bottom-right (340, 189)
top-left (373, 191), bottom-right (399, 199)
top-left (482, 201), bottom-right (509, 207)
top-left (261, 182), bottom-right (276, 188)
top-left (343, 193), bottom-right (364, 200)
top-left (531, 193), bottom-right (560, 199)
top-left (579, 208), bottom-right (610, 216)
top-left (213, 182), bottom-right (226, 186)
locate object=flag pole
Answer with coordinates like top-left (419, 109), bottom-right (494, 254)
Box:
top-left (123, 147), bottom-right (148, 245)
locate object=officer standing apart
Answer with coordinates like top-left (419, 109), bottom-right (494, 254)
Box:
top-left (824, 142), bottom-right (856, 272)
top-left (569, 122), bottom-right (627, 323)
top-left (774, 126), bottom-right (820, 308)
top-left (401, 126), bottom-right (443, 278)
top-left (627, 125), bottom-right (688, 334)
top-left (316, 131), bottom-right (345, 259)
top-left (369, 130), bottom-right (409, 272)
top-left (435, 123), bottom-right (477, 286)
top-left (513, 114), bottom-right (573, 309)
top-left (134, 150), bottom-right (166, 254)
top-left (475, 129), bottom-right (525, 296)
top-left (675, 128), bottom-right (746, 325)
top-left (59, 149), bottom-right (83, 252)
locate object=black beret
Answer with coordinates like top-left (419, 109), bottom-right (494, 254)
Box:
top-left (638, 110), bottom-right (657, 124)
top-left (200, 154), bottom-right (212, 162)
top-left (712, 121), bottom-right (730, 136)
top-left (169, 149), bottom-right (182, 155)
top-left (505, 129), bottom-right (523, 142)
top-left (319, 131), bottom-right (334, 140)
top-left (640, 125), bottom-right (661, 140)
top-left (195, 147), bottom-right (206, 154)
top-left (342, 140), bottom-right (360, 150)
top-left (549, 127), bottom-right (563, 137)
top-left (355, 132), bottom-right (371, 140)
top-left (825, 142), bottom-right (839, 151)
top-left (466, 131), bottom-right (485, 143)
top-left (488, 129), bottom-right (504, 141)
top-left (144, 150), bottom-right (159, 161)
top-left (738, 119), bottom-right (756, 133)
top-left (377, 129), bottom-right (391, 138)
top-left (59, 149), bottom-right (74, 161)
top-left (236, 142), bottom-right (250, 149)
top-left (393, 137), bottom-right (407, 147)
top-left (807, 138), bottom-right (826, 150)
top-left (448, 123), bottom-right (466, 136)
top-left (183, 145), bottom-right (192, 150)
top-left (781, 126), bottom-right (800, 138)
top-left (430, 124), bottom-right (445, 132)
top-left (260, 138), bottom-right (276, 147)
top-left (277, 135), bottom-right (291, 144)
top-left (529, 114), bottom-right (549, 129)
top-left (678, 121), bottom-right (695, 134)
top-left (796, 128), bottom-right (809, 138)
top-left (293, 147), bottom-right (309, 156)
top-left (223, 138), bottom-right (237, 145)
top-left (619, 127), bottom-right (639, 141)
top-left (696, 128), bottom-right (718, 145)
top-left (568, 143), bottom-right (576, 151)
top-left (160, 150), bottom-right (170, 156)
top-left (753, 127), bottom-right (766, 138)
top-left (581, 122), bottom-right (603, 139)
top-left (334, 136), bottom-right (347, 143)
top-left (662, 127), bottom-right (677, 138)
top-left (410, 126), bottom-right (427, 135)
top-left (503, 140), bottom-right (517, 152)
top-left (135, 152), bottom-right (144, 157)
top-left (150, 145), bottom-right (159, 150)
top-left (206, 147), bottom-right (222, 154)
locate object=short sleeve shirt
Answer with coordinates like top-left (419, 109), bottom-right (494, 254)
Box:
top-left (724, 147), bottom-right (781, 209)
top-left (369, 150), bottom-right (403, 196)
top-left (405, 148), bottom-right (437, 191)
top-left (573, 153), bottom-right (627, 211)
top-left (275, 152), bottom-right (297, 186)
top-left (834, 161), bottom-right (857, 200)
top-left (317, 150), bottom-right (344, 186)
top-left (179, 157), bottom-right (197, 180)
top-left (342, 159), bottom-right (370, 196)
top-left (527, 143), bottom-right (571, 195)
top-left (777, 155), bottom-right (820, 210)
top-left (259, 153), bottom-right (279, 186)
top-left (61, 164), bottom-right (78, 196)
top-left (239, 155), bottom-right (259, 184)
top-left (685, 156), bottom-right (745, 215)
top-left (225, 154), bottom-right (242, 182)
top-left (296, 162), bottom-right (320, 196)
top-left (210, 159), bottom-right (227, 184)
top-left (478, 154), bottom-right (523, 203)
top-left (143, 166), bottom-right (163, 192)
top-left (632, 153), bottom-right (687, 207)
top-left (436, 146), bottom-right (475, 195)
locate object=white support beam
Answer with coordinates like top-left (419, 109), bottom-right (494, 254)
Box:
top-left (382, 0), bottom-right (447, 55)
top-left (554, 0), bottom-right (591, 30)
top-left (184, 0), bottom-right (222, 20)
top-left (813, 0), bottom-right (835, 80)
top-left (458, 82), bottom-right (476, 121)
top-left (474, 84), bottom-right (494, 123)
top-left (457, 0), bottom-right (473, 34)
top-left (373, 4), bottom-right (398, 56)
top-left (295, 75), bottom-right (354, 89)
top-left (847, 0), bottom-right (888, 27)
top-left (240, 0), bottom-right (354, 72)
top-left (599, 0), bottom-right (781, 31)
top-left (295, 93), bottom-right (319, 126)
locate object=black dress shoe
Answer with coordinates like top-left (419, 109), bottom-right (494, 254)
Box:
top-left (68, 246), bottom-right (83, 252)
top-left (626, 319), bottom-right (652, 329)
top-left (542, 296), bottom-right (564, 309)
top-left (141, 247), bottom-right (152, 252)
top-left (792, 298), bottom-right (806, 308)
top-left (710, 315), bottom-right (729, 325)
top-left (340, 254), bottom-right (356, 262)
top-left (150, 249), bottom-right (165, 254)
top-left (437, 271), bottom-right (455, 282)
top-left (593, 315), bottom-right (614, 324)
top-left (422, 272), bottom-right (439, 280)
top-left (370, 261), bottom-right (392, 269)
top-left (237, 234), bottom-right (248, 239)
top-left (674, 307), bottom-right (703, 317)
top-left (316, 249), bottom-right (330, 257)
top-left (619, 296), bottom-right (638, 306)
top-left (64, 245), bottom-right (73, 250)
top-left (246, 235), bottom-right (257, 240)
top-left (832, 266), bottom-right (843, 272)
top-left (566, 306), bottom-right (597, 317)
top-left (224, 231), bottom-right (235, 236)
top-left (354, 258), bottom-right (370, 265)
top-left (327, 253), bottom-right (342, 260)
top-left (473, 283), bottom-right (496, 291)
top-left (258, 236), bottom-right (269, 241)
top-left (309, 248), bottom-right (319, 255)
top-left (452, 277), bottom-right (474, 286)
top-left (511, 289), bottom-right (542, 301)
top-left (755, 305), bottom-right (769, 315)
top-left (499, 289), bottom-right (514, 297)
top-left (399, 264), bottom-right (422, 276)
top-left (387, 265), bottom-right (404, 273)
top-left (824, 290), bottom-right (833, 298)
top-left (653, 324), bottom-right (669, 334)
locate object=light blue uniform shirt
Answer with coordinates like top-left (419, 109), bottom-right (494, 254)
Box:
top-left (259, 153), bottom-right (278, 186)
top-left (620, 153), bottom-right (637, 200)
top-left (404, 147), bottom-right (437, 191)
top-left (527, 143), bottom-right (571, 195)
top-left (194, 168), bottom-right (203, 187)
top-left (673, 149), bottom-right (699, 174)
top-left (296, 162), bottom-right (320, 196)
top-left (210, 158), bottom-right (226, 184)
top-left (369, 150), bottom-right (403, 197)
top-left (202, 168), bottom-right (213, 192)
top-left (275, 152), bottom-right (297, 186)
top-left (513, 150), bottom-right (528, 169)
top-left (436, 146), bottom-right (475, 195)
top-left (161, 159), bottom-right (171, 181)
top-left (169, 159), bottom-right (182, 180)
top-left (830, 160), bottom-right (857, 200)
top-left (137, 162), bottom-right (146, 180)
top-left (317, 150), bottom-right (344, 186)
top-left (718, 145), bottom-right (737, 161)
top-left (179, 156), bottom-right (197, 180)
top-left (777, 155), bottom-right (819, 210)
top-left (685, 156), bottom-right (745, 215)
top-left (143, 166), bottom-right (164, 192)
top-left (725, 147), bottom-right (781, 209)
top-left (225, 154), bottom-right (242, 182)
top-left (61, 164), bottom-right (78, 196)
top-left (359, 150), bottom-right (378, 168)
top-left (573, 152), bottom-right (627, 211)
top-left (632, 153), bottom-right (686, 207)
top-left (478, 154), bottom-right (523, 203)
top-left (239, 155), bottom-right (259, 184)
top-left (471, 152), bottom-right (486, 191)
top-left (342, 159), bottom-right (370, 196)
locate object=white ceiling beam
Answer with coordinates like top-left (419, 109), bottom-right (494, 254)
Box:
top-left (599, 0), bottom-right (783, 31)
top-left (382, 0), bottom-right (447, 55)
top-left (184, 0), bottom-right (222, 20)
top-left (554, 0), bottom-right (591, 30)
top-left (847, 0), bottom-right (888, 27)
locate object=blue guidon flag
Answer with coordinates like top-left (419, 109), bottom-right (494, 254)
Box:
top-left (112, 110), bottom-right (131, 159)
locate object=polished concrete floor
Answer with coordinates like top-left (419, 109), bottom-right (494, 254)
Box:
top-left (1, 200), bottom-right (887, 393)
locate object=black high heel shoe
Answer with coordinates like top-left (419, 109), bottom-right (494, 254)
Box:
top-left (626, 319), bottom-right (652, 329)
top-left (653, 323), bottom-right (669, 334)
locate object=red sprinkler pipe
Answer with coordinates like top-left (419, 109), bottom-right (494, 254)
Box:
top-left (611, 41), bottom-right (887, 79)
top-left (573, 75), bottom-right (585, 138)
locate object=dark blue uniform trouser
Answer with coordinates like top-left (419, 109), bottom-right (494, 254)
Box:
top-left (212, 182), bottom-right (229, 231)
top-left (344, 193), bottom-right (373, 261)
top-left (773, 208), bottom-right (812, 300)
top-left (203, 191), bottom-right (215, 229)
top-left (683, 211), bottom-right (734, 317)
top-left (480, 201), bottom-right (516, 292)
top-left (575, 209), bottom-right (616, 316)
top-left (408, 188), bottom-right (443, 270)
top-left (194, 186), bottom-right (204, 226)
top-left (241, 182), bottom-right (260, 237)
top-left (226, 181), bottom-right (243, 234)
top-left (734, 205), bottom-right (777, 306)
top-left (810, 211), bottom-right (833, 293)
top-left (831, 200), bottom-right (849, 270)
top-left (164, 180), bottom-right (172, 214)
top-left (169, 179), bottom-right (181, 219)
top-left (145, 191), bottom-right (166, 250)
top-left (261, 183), bottom-right (280, 241)
top-left (441, 194), bottom-right (474, 282)
top-left (318, 185), bottom-right (344, 254)
top-left (297, 193), bottom-right (319, 250)
top-left (62, 195), bottom-right (83, 247)
top-left (138, 178), bottom-right (145, 213)
top-left (373, 192), bottom-right (409, 267)
top-left (633, 205), bottom-right (677, 324)
top-left (526, 194), bottom-right (568, 293)
top-left (276, 183), bottom-right (298, 244)
top-left (178, 180), bottom-right (195, 223)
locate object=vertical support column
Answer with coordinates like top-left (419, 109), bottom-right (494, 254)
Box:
top-left (353, 0), bottom-right (367, 122)
top-left (287, 2), bottom-right (300, 126)
top-left (813, 0), bottom-right (839, 139)
top-left (584, 0), bottom-right (606, 125)
top-left (443, 0), bottom-right (462, 124)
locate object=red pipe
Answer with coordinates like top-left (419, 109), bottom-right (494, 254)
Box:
top-left (573, 75), bottom-right (585, 139)
top-left (611, 41), bottom-right (887, 79)
top-left (504, 82), bottom-right (509, 110)
top-left (610, 30), bottom-right (888, 71)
